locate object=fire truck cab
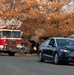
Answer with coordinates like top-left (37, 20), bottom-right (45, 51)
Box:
top-left (0, 29), bottom-right (22, 56)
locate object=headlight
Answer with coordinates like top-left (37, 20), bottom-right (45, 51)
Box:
top-left (17, 44), bottom-right (22, 48)
top-left (0, 45), bottom-right (3, 48)
top-left (33, 47), bottom-right (37, 51)
top-left (60, 49), bottom-right (70, 53)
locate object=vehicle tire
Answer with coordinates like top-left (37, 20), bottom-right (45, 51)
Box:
top-left (53, 53), bottom-right (59, 64)
top-left (24, 52), bottom-right (28, 54)
top-left (8, 52), bottom-right (15, 56)
top-left (30, 50), bottom-right (32, 54)
top-left (38, 52), bottom-right (44, 62)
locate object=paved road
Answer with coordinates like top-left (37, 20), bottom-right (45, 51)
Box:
top-left (0, 53), bottom-right (74, 75)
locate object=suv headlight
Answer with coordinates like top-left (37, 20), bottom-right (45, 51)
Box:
top-left (60, 49), bottom-right (70, 53)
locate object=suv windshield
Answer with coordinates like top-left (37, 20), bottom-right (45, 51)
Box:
top-left (12, 31), bottom-right (21, 38)
top-left (56, 39), bottom-right (74, 46)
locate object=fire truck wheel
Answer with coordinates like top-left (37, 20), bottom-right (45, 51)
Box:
top-left (8, 52), bottom-right (15, 56)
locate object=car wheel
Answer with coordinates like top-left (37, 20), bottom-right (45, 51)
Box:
top-left (38, 52), bottom-right (44, 62)
top-left (53, 53), bottom-right (59, 64)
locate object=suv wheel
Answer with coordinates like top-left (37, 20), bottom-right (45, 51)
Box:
top-left (38, 52), bottom-right (44, 62)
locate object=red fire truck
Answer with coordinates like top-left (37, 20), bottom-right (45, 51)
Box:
top-left (0, 28), bottom-right (23, 56)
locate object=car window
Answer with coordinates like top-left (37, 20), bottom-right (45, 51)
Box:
top-left (56, 39), bottom-right (69, 46)
top-left (69, 39), bottom-right (74, 45)
top-left (56, 39), bottom-right (74, 46)
top-left (43, 40), bottom-right (50, 46)
top-left (49, 39), bottom-right (55, 47)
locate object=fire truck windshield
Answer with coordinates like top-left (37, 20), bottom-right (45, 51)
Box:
top-left (12, 31), bottom-right (21, 38)
top-left (2, 31), bottom-right (11, 38)
top-left (1, 31), bottom-right (21, 38)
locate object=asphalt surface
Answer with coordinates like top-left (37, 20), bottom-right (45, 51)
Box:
top-left (0, 53), bottom-right (74, 75)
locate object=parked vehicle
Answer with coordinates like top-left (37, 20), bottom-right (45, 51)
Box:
top-left (29, 40), bottom-right (40, 54)
top-left (38, 37), bottom-right (74, 64)
top-left (0, 29), bottom-right (23, 56)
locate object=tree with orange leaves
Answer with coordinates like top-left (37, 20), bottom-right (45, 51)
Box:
top-left (0, 0), bottom-right (74, 40)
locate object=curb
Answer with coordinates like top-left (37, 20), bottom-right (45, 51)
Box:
top-left (15, 53), bottom-right (38, 57)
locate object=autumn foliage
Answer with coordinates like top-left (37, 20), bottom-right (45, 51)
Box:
top-left (0, 0), bottom-right (74, 40)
